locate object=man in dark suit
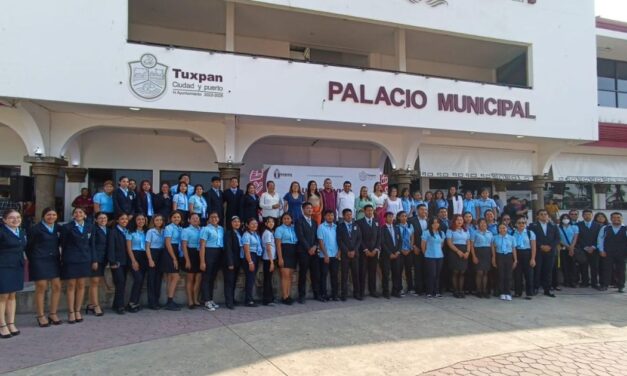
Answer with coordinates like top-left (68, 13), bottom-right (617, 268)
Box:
top-left (409, 204), bottom-right (429, 295)
top-left (204, 177), bottom-right (224, 224)
top-left (577, 209), bottom-right (602, 288)
top-left (223, 177), bottom-right (243, 229)
top-left (112, 176), bottom-right (135, 219)
top-left (529, 209), bottom-right (561, 297)
top-left (357, 205), bottom-right (380, 298)
top-left (381, 211), bottom-right (403, 298)
top-left (296, 202), bottom-right (320, 303)
top-left (338, 208), bottom-right (362, 301)
top-left (598, 212), bottom-right (627, 293)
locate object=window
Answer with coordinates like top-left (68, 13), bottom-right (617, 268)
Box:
top-left (597, 58), bottom-right (627, 108)
top-left (605, 184), bottom-right (627, 210)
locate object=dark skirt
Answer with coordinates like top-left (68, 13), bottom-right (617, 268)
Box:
top-left (61, 262), bottom-right (92, 280)
top-left (186, 247), bottom-right (201, 273)
top-left (29, 257), bottom-right (61, 281)
top-left (280, 243), bottom-right (297, 269)
top-left (448, 244), bottom-right (469, 272)
top-left (0, 265), bottom-right (24, 294)
top-left (160, 244), bottom-right (180, 273)
top-left (474, 246), bottom-right (492, 272)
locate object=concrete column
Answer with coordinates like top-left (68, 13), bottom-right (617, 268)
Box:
top-left (594, 184), bottom-right (607, 210)
top-left (225, 1), bottom-right (235, 52)
top-left (394, 29), bottom-right (407, 73)
top-left (530, 176), bottom-right (548, 216)
top-left (217, 162), bottom-right (243, 190)
top-left (224, 115), bottom-right (236, 162)
top-left (390, 169), bottom-right (418, 194)
top-left (24, 156), bottom-right (67, 221)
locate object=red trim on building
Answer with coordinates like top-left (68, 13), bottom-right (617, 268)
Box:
top-left (586, 123), bottom-right (627, 148)
top-left (597, 17), bottom-right (627, 33)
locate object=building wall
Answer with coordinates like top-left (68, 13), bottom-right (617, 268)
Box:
top-left (0, 125), bottom-right (29, 175)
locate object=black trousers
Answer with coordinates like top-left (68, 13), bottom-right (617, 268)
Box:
top-left (243, 254), bottom-right (259, 302)
top-left (535, 250), bottom-right (556, 293)
top-left (514, 250), bottom-right (534, 297)
top-left (130, 251), bottom-right (149, 305)
top-left (320, 257), bottom-right (339, 298)
top-left (560, 248), bottom-right (576, 286)
top-left (425, 257), bottom-right (443, 296)
top-left (357, 251), bottom-right (368, 297)
top-left (497, 253), bottom-right (513, 295)
top-left (262, 259), bottom-right (275, 304)
top-left (390, 255), bottom-right (402, 295)
top-left (584, 250), bottom-right (599, 287)
top-left (341, 252), bottom-right (360, 298)
top-left (223, 257), bottom-right (240, 307)
top-left (147, 249), bottom-right (163, 307)
top-left (602, 251), bottom-right (626, 289)
top-left (379, 253), bottom-right (391, 297)
top-left (201, 248), bottom-right (222, 302)
top-left (365, 253), bottom-right (379, 296)
top-left (298, 250), bottom-right (320, 298)
top-left (111, 266), bottom-right (127, 310)
top-left (400, 252), bottom-right (414, 292)
top-left (413, 252), bottom-right (425, 294)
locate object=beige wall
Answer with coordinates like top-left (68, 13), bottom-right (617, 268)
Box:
top-left (0, 125), bottom-right (29, 175)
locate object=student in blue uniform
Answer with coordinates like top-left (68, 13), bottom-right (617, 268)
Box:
top-left (223, 216), bottom-right (243, 310)
top-left (145, 214), bottom-right (165, 310)
top-left (397, 211), bottom-right (415, 296)
top-left (161, 211), bottom-right (183, 311)
top-left (513, 216), bottom-right (536, 299)
top-left (400, 189), bottom-right (415, 217)
top-left (87, 212), bottom-right (108, 317)
top-left (189, 184), bottom-right (208, 226)
top-left (181, 213), bottom-right (202, 309)
top-left (93, 180), bottom-right (115, 221)
top-left (476, 188), bottom-right (497, 219)
top-left (318, 210), bottom-right (340, 301)
top-left (262, 217), bottom-right (277, 305)
top-left (434, 190), bottom-right (448, 212)
top-left (125, 214), bottom-right (148, 313)
top-left (470, 218), bottom-right (493, 298)
top-left (173, 182), bottom-right (190, 225)
top-left (61, 207), bottom-right (97, 324)
top-left (113, 176), bottom-right (135, 219)
top-left (486, 210), bottom-right (498, 235)
top-left (422, 217), bottom-right (446, 298)
top-left (0, 209), bottom-right (26, 338)
top-left (242, 218), bottom-right (263, 307)
top-left (463, 191), bottom-right (477, 220)
top-left (199, 212), bottom-right (224, 312)
top-left (446, 214), bottom-right (471, 298)
top-left (241, 182), bottom-right (260, 225)
top-left (492, 223), bottom-right (517, 301)
top-left (558, 213), bottom-right (579, 288)
top-left (275, 213), bottom-right (298, 305)
top-left (26, 207), bottom-right (62, 327)
top-left (107, 213), bottom-right (130, 314)
top-left (170, 173), bottom-right (193, 197)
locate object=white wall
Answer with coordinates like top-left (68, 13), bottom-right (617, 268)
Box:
top-left (0, 125), bottom-right (29, 175)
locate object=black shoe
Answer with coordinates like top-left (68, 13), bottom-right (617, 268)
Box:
top-left (370, 293), bottom-right (380, 298)
top-left (317, 297), bottom-right (326, 303)
top-left (354, 295), bottom-right (363, 301)
top-left (7, 323), bottom-right (20, 336)
top-left (115, 307), bottom-right (126, 315)
top-left (514, 294), bottom-right (522, 298)
top-left (48, 313), bottom-right (63, 325)
top-left (340, 297), bottom-right (347, 302)
top-left (524, 296), bottom-right (532, 300)
top-left (164, 302), bottom-right (181, 311)
top-left (544, 291), bottom-right (556, 298)
top-left (0, 325), bottom-right (11, 339)
top-left (554, 287), bottom-right (562, 291)
top-left (126, 304), bottom-right (140, 313)
top-left (598, 286), bottom-right (608, 291)
top-left (245, 301), bottom-right (258, 307)
top-left (297, 297), bottom-right (306, 304)
top-left (36, 315), bottom-right (50, 328)
top-left (226, 304), bottom-right (235, 310)
top-left (148, 305), bottom-right (161, 310)
top-left (382, 294), bottom-right (390, 299)
top-left (188, 304), bottom-right (196, 310)
top-left (391, 293), bottom-right (401, 298)
top-left (331, 296), bottom-right (340, 302)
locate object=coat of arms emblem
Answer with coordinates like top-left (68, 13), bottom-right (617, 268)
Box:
top-left (129, 54), bottom-right (168, 100)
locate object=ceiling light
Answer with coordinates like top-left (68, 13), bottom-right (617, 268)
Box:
top-left (296, 118), bottom-right (301, 122)
top-left (516, 135), bottom-right (525, 139)
top-left (361, 124), bottom-right (367, 127)
top-left (129, 107), bottom-right (141, 111)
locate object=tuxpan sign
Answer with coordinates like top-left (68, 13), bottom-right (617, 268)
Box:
top-left (128, 53), bottom-right (168, 101)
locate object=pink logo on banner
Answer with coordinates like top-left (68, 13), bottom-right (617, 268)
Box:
top-left (249, 168), bottom-right (268, 195)
top-left (380, 174), bottom-right (389, 193)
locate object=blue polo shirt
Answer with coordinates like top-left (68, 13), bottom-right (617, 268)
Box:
top-left (463, 199), bottom-right (476, 219)
top-left (317, 222), bottom-right (338, 258)
top-left (558, 224), bottom-right (579, 247)
top-left (126, 230), bottom-right (146, 251)
top-left (262, 230), bottom-right (276, 260)
top-left (401, 198), bottom-right (414, 214)
top-left (446, 229), bottom-right (470, 245)
top-left (435, 199), bottom-right (448, 209)
top-left (181, 226), bottom-right (201, 249)
top-left (471, 230), bottom-right (493, 248)
top-left (189, 195), bottom-right (208, 218)
top-left (145, 228), bottom-right (165, 249)
top-left (493, 234), bottom-right (515, 254)
top-left (173, 193), bottom-right (189, 212)
top-left (476, 198), bottom-right (497, 218)
top-left (513, 229), bottom-right (536, 250)
top-left (242, 231), bottom-right (264, 257)
top-left (421, 231), bottom-right (445, 258)
top-left (398, 223), bottom-right (414, 251)
top-left (200, 225), bottom-right (224, 248)
top-left (275, 225), bottom-right (297, 244)
top-left (93, 192), bottom-right (114, 213)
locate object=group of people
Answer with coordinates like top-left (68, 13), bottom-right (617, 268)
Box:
top-left (0, 174), bottom-right (625, 340)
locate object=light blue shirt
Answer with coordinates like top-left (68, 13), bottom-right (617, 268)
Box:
top-left (164, 223), bottom-right (182, 257)
top-left (181, 226), bottom-right (201, 249)
top-left (558, 224), bottom-right (579, 246)
top-left (435, 199), bottom-right (448, 209)
top-left (93, 192), bottom-right (114, 213)
top-left (262, 230), bottom-right (276, 260)
top-left (421, 231), bottom-right (445, 259)
top-left (171, 184), bottom-right (194, 198)
top-left (173, 193), bottom-right (189, 212)
top-left (493, 234), bottom-right (515, 254)
top-left (401, 198), bottom-right (414, 214)
top-left (242, 231), bottom-right (264, 257)
top-left (463, 199), bottom-right (476, 219)
top-left (275, 225), bottom-right (297, 244)
top-left (126, 230), bottom-right (146, 251)
top-left (74, 221), bottom-right (85, 234)
top-left (200, 225), bottom-right (224, 248)
top-left (189, 195), bottom-right (208, 218)
top-left (398, 223), bottom-right (414, 251)
top-left (145, 228), bottom-right (164, 249)
top-left (597, 225), bottom-right (627, 252)
top-left (471, 230), bottom-right (493, 248)
top-left (476, 198), bottom-right (497, 218)
top-left (513, 229), bottom-right (536, 250)
top-left (4, 225), bottom-right (20, 237)
top-left (317, 222), bottom-right (339, 258)
top-left (446, 229), bottom-right (470, 245)
top-left (42, 221), bottom-right (55, 234)
top-left (487, 223), bottom-right (498, 236)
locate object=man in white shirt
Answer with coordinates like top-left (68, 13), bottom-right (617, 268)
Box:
top-left (336, 181), bottom-right (355, 222)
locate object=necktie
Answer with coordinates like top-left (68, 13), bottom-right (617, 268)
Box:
top-left (389, 225), bottom-right (395, 246)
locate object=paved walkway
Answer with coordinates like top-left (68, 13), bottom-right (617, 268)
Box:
top-left (3, 288), bottom-right (627, 375)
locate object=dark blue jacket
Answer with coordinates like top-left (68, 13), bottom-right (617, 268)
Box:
top-left (61, 222), bottom-right (95, 265)
top-left (26, 222), bottom-right (61, 261)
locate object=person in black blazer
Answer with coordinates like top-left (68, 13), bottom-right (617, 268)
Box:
top-left (409, 204), bottom-right (429, 295)
top-left (26, 208), bottom-right (63, 327)
top-left (338, 208), bottom-right (362, 301)
top-left (529, 209), bottom-right (561, 297)
top-left (357, 205), bottom-right (380, 298)
top-left (204, 177), bottom-right (224, 225)
top-left (61, 208), bottom-right (97, 324)
top-left (107, 213), bottom-right (130, 314)
top-left (137, 180), bottom-right (158, 223)
top-left (223, 177), bottom-right (243, 230)
top-left (577, 209), bottom-right (602, 288)
top-left (296, 202), bottom-right (320, 303)
top-left (87, 212), bottom-right (109, 317)
top-left (240, 183), bottom-right (260, 224)
top-left (0, 209), bottom-right (26, 338)
top-left (113, 176), bottom-right (135, 219)
top-left (380, 212), bottom-right (403, 298)
top-left (155, 182), bottom-right (173, 220)
top-left (223, 216), bottom-right (242, 310)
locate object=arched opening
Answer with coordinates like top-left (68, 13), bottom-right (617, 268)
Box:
top-left (0, 123), bottom-right (31, 204)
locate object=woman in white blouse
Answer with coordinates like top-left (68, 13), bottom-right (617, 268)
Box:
top-left (259, 181), bottom-right (282, 221)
